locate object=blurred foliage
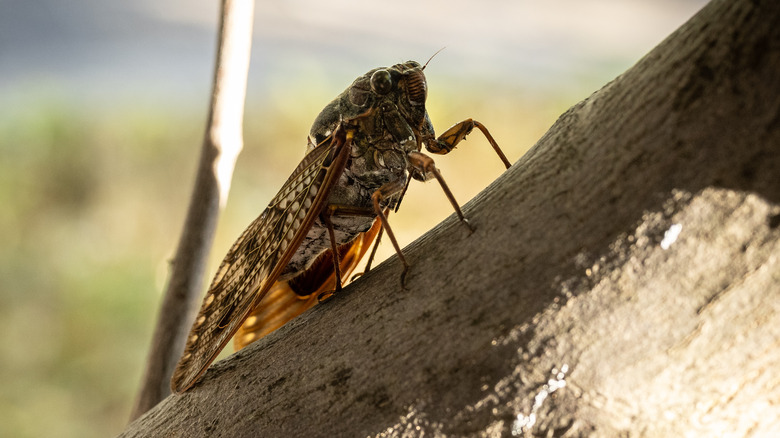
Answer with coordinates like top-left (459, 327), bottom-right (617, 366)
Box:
top-left (0, 81), bottom-right (567, 437)
top-left (0, 97), bottom-right (198, 438)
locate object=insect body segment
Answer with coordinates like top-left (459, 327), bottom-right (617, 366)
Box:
top-left (233, 218), bottom-right (382, 349)
top-left (171, 60), bottom-right (511, 393)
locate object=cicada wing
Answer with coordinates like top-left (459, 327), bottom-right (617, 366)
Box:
top-left (170, 128), bottom-right (353, 393)
top-left (233, 218), bottom-right (383, 350)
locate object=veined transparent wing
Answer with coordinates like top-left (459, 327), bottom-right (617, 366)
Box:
top-left (170, 128), bottom-right (353, 393)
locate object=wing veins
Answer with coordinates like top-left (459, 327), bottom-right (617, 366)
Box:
top-left (171, 128), bottom-right (352, 393)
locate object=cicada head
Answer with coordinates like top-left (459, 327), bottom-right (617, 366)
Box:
top-left (309, 61), bottom-right (431, 149)
top-left (376, 61), bottom-right (428, 130)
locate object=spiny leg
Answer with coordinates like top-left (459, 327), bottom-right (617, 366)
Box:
top-left (428, 118), bottom-right (511, 169)
top-left (363, 224), bottom-right (384, 273)
top-left (350, 215), bottom-right (385, 282)
top-left (317, 211), bottom-right (343, 302)
top-left (320, 204), bottom-right (393, 284)
top-left (407, 151), bottom-right (474, 233)
top-left (371, 179), bottom-right (411, 287)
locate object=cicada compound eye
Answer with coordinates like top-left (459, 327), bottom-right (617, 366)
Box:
top-left (406, 70), bottom-right (427, 105)
top-left (370, 69), bottom-right (393, 95)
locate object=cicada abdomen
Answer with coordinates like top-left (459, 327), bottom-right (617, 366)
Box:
top-left (233, 219), bottom-right (382, 349)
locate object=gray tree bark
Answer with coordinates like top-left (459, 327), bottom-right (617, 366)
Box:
top-left (119, 0), bottom-right (780, 436)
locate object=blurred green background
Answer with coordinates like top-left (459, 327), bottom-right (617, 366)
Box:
top-left (0, 1), bottom-right (707, 436)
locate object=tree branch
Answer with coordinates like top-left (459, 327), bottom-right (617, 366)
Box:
top-left (129, 0), bottom-right (254, 421)
top-left (122, 0), bottom-right (780, 434)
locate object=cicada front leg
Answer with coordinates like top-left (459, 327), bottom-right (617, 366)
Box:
top-left (407, 151), bottom-right (474, 233)
top-left (410, 119), bottom-right (512, 240)
top-left (427, 118), bottom-right (512, 169)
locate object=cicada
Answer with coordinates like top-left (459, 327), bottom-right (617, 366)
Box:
top-left (171, 60), bottom-right (511, 393)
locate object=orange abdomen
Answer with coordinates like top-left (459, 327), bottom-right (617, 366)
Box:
top-left (233, 218), bottom-right (382, 350)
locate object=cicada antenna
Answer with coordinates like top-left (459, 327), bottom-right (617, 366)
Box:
top-left (422, 47), bottom-right (446, 70)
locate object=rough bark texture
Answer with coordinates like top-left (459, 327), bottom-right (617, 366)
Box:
top-left (120, 0), bottom-right (780, 436)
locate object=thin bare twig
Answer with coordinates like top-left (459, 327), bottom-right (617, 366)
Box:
top-left (129, 0), bottom-right (254, 421)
